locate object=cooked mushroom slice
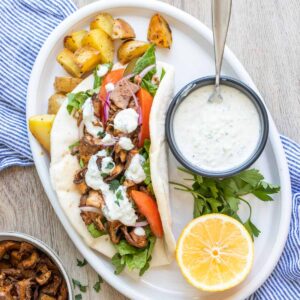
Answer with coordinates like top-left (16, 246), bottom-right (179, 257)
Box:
top-left (123, 179), bottom-right (136, 188)
top-left (78, 134), bottom-right (102, 163)
top-left (92, 93), bottom-right (102, 119)
top-left (105, 164), bottom-right (124, 181)
top-left (85, 190), bottom-right (105, 208)
top-left (94, 216), bottom-right (106, 232)
top-left (74, 168), bottom-right (89, 194)
top-left (121, 227), bottom-right (148, 248)
top-left (0, 241), bottom-right (20, 259)
top-left (41, 274), bottom-right (62, 296)
top-left (107, 221), bottom-right (122, 244)
top-left (40, 294), bottom-right (56, 300)
top-left (21, 269), bottom-right (36, 279)
top-left (1, 268), bottom-right (22, 278)
top-left (16, 278), bottom-right (35, 300)
top-left (19, 251), bottom-right (39, 269)
top-left (38, 256), bottom-right (58, 272)
top-left (36, 265), bottom-right (52, 286)
top-left (10, 250), bottom-right (22, 266)
top-left (57, 281), bottom-right (68, 300)
top-left (19, 242), bottom-right (35, 258)
top-left (0, 285), bottom-right (14, 300)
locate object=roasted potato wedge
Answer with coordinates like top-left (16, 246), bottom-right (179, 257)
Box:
top-left (63, 30), bottom-right (87, 52)
top-left (82, 29), bottom-right (114, 63)
top-left (56, 48), bottom-right (83, 78)
top-left (112, 18), bottom-right (136, 40)
top-left (54, 77), bottom-right (82, 93)
top-left (48, 93), bottom-right (66, 114)
top-left (90, 13), bottom-right (114, 37)
top-left (147, 14), bottom-right (172, 49)
top-left (29, 115), bottom-right (55, 152)
top-left (117, 40), bottom-right (151, 64)
top-left (74, 46), bottom-right (102, 73)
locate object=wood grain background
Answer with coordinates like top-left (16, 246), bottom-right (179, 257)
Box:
top-left (0, 0), bottom-right (299, 299)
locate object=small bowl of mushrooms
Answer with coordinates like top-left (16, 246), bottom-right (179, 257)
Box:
top-left (0, 232), bottom-right (73, 299)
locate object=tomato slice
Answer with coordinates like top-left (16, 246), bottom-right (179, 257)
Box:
top-left (136, 88), bottom-right (153, 147)
top-left (131, 190), bottom-right (163, 238)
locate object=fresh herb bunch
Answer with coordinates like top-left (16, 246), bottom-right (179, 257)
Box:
top-left (171, 168), bottom-right (280, 240)
top-left (111, 227), bottom-right (156, 276)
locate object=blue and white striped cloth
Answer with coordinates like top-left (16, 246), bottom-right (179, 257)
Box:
top-left (0, 1), bottom-right (299, 299)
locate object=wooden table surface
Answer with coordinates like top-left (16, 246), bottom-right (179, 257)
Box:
top-left (1, 0), bottom-right (299, 299)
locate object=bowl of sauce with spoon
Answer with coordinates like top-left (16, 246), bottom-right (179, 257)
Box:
top-left (166, 76), bottom-right (269, 177)
top-left (166, 0), bottom-right (269, 177)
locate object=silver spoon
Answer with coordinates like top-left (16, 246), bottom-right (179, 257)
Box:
top-left (208, 0), bottom-right (232, 103)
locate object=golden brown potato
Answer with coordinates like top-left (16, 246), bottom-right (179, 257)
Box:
top-left (63, 30), bottom-right (87, 52)
top-left (56, 48), bottom-right (83, 78)
top-left (82, 29), bottom-right (114, 63)
top-left (28, 115), bottom-right (55, 152)
top-left (74, 46), bottom-right (102, 73)
top-left (48, 93), bottom-right (66, 114)
top-left (147, 14), bottom-right (172, 49)
top-left (54, 77), bottom-right (82, 93)
top-left (90, 13), bottom-right (114, 37)
top-left (117, 40), bottom-right (151, 64)
top-left (112, 18), bottom-right (136, 40)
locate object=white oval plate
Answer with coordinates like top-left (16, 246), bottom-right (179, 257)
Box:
top-left (26, 1), bottom-right (292, 299)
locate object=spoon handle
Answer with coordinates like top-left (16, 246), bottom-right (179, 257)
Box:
top-left (212, 0), bottom-right (232, 88)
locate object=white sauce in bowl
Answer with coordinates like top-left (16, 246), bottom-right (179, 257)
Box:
top-left (173, 84), bottom-right (261, 172)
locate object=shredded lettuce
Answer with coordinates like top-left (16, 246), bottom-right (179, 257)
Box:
top-left (87, 223), bottom-right (106, 238)
top-left (133, 45), bottom-right (156, 75)
top-left (111, 231), bottom-right (156, 276)
top-left (67, 92), bottom-right (89, 114)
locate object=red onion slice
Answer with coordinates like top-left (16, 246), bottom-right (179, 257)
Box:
top-left (138, 64), bottom-right (156, 79)
top-left (124, 80), bottom-right (143, 127)
top-left (80, 206), bottom-right (102, 214)
top-left (134, 221), bottom-right (149, 227)
top-left (103, 92), bottom-right (111, 124)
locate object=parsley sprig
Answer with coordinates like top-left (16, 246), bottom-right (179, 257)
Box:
top-left (171, 168), bottom-right (280, 240)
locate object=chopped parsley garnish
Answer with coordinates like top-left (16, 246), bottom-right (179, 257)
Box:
top-left (79, 158), bottom-right (84, 169)
top-left (106, 162), bottom-right (115, 170)
top-left (87, 223), bottom-right (106, 238)
top-left (67, 91), bottom-right (89, 114)
top-left (93, 275), bottom-right (103, 293)
top-left (109, 180), bottom-right (120, 192)
top-left (97, 131), bottom-right (105, 138)
top-left (116, 190), bottom-right (123, 200)
top-left (111, 231), bottom-right (156, 276)
top-left (171, 168), bottom-right (280, 240)
top-left (101, 172), bottom-right (108, 178)
top-left (68, 141), bottom-right (80, 150)
top-left (75, 294), bottom-right (82, 300)
top-left (72, 279), bottom-right (87, 293)
top-left (114, 189), bottom-right (124, 207)
top-left (76, 258), bottom-right (87, 267)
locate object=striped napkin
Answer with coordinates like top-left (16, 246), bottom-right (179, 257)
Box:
top-left (0, 0), bottom-right (299, 299)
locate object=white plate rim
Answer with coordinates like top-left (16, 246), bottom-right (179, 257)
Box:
top-left (26, 0), bottom-right (292, 299)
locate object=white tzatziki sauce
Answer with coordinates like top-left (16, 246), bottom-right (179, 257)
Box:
top-left (85, 154), bottom-right (137, 226)
top-left (82, 98), bottom-right (103, 138)
top-left (173, 85), bottom-right (261, 172)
